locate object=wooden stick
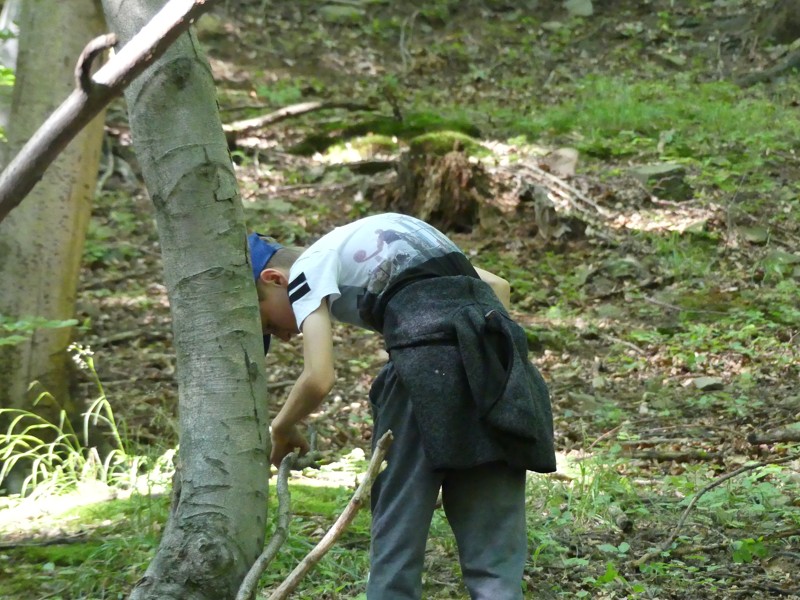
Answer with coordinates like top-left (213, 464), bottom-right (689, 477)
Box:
top-left (0, 0), bottom-right (217, 223)
top-left (236, 451), bottom-right (317, 600)
top-left (632, 452), bottom-right (799, 567)
top-left (75, 34), bottom-right (117, 92)
top-left (517, 161), bottom-right (613, 218)
top-left (737, 48), bottom-right (800, 88)
top-left (623, 449), bottom-right (722, 462)
top-left (267, 431), bottom-right (394, 600)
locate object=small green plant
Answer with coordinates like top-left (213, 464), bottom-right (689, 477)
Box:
top-left (83, 219), bottom-right (142, 265)
top-left (256, 80), bottom-right (303, 106)
top-left (731, 538), bottom-right (769, 563)
top-left (0, 315), bottom-right (78, 347)
top-left (0, 64), bottom-right (13, 86)
top-left (0, 344), bottom-right (162, 497)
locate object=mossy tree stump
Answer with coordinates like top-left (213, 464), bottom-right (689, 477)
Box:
top-left (379, 132), bottom-right (492, 233)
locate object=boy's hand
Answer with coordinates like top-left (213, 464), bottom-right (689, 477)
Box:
top-left (270, 425), bottom-right (310, 469)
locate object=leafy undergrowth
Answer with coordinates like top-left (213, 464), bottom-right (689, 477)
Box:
top-left (3, 0), bottom-right (800, 597)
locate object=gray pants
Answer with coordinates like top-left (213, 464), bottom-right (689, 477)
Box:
top-left (368, 363), bottom-right (527, 600)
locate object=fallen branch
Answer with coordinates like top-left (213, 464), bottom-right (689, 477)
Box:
top-left (624, 449), bottom-right (722, 462)
top-left (747, 424), bottom-right (800, 445)
top-left (222, 101), bottom-right (375, 139)
top-left (617, 438), bottom-right (706, 446)
top-left (515, 161), bottom-right (614, 218)
top-left (0, 0), bottom-right (217, 223)
top-left (0, 531), bottom-right (89, 549)
top-left (671, 527), bottom-right (800, 556)
top-left (644, 294), bottom-right (730, 315)
top-left (602, 334), bottom-right (647, 356)
top-left (736, 48), bottom-right (800, 88)
top-left (632, 452), bottom-right (800, 567)
top-left (587, 423), bottom-right (626, 450)
top-left (266, 430), bottom-right (394, 600)
top-left (737, 584), bottom-right (800, 597)
top-left (91, 330), bottom-right (171, 347)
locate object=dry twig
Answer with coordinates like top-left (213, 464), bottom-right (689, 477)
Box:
top-left (515, 161), bottom-right (613, 218)
top-left (632, 452), bottom-right (800, 567)
top-left (736, 48), bottom-right (800, 88)
top-left (236, 431), bottom-right (393, 600)
top-left (747, 425), bottom-right (800, 445)
top-left (0, 531), bottom-right (90, 549)
top-left (236, 451), bottom-right (318, 600)
top-left (266, 431), bottom-right (394, 600)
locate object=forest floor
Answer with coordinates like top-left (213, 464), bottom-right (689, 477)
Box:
top-left (2, 0), bottom-right (800, 598)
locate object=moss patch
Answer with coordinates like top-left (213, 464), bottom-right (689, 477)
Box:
top-left (408, 130), bottom-right (488, 157)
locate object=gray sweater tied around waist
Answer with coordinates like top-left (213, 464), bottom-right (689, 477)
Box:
top-left (380, 275), bottom-right (557, 473)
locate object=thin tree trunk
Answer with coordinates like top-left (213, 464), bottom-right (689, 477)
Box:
top-left (0, 0), bottom-right (21, 149)
top-left (100, 1), bottom-right (270, 598)
top-left (0, 0), bottom-right (106, 492)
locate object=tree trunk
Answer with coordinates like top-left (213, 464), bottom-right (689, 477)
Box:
top-left (100, 1), bottom-right (270, 598)
top-left (0, 0), bottom-right (106, 492)
top-left (0, 0), bottom-right (20, 145)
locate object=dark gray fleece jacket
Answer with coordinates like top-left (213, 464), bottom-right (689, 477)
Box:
top-left (380, 275), bottom-right (556, 473)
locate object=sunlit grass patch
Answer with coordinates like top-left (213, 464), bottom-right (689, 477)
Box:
top-left (0, 344), bottom-right (174, 499)
top-left (484, 76), bottom-right (800, 185)
top-left (0, 491), bottom-right (170, 599)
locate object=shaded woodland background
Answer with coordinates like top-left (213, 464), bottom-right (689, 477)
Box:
top-left (1, 0), bottom-right (799, 598)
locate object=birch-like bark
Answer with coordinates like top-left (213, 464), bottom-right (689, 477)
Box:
top-left (0, 0), bottom-right (106, 490)
top-left (0, 0), bottom-right (21, 145)
top-left (101, 1), bottom-right (270, 598)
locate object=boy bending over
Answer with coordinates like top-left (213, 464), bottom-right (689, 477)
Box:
top-left (248, 212), bottom-right (556, 600)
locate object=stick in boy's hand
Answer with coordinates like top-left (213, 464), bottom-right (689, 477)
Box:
top-left (270, 424), bottom-right (311, 469)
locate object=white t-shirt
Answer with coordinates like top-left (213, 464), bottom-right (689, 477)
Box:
top-left (288, 213), bottom-right (467, 331)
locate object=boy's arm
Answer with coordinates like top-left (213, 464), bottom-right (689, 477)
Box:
top-left (270, 300), bottom-right (336, 467)
top-left (474, 267), bottom-right (511, 310)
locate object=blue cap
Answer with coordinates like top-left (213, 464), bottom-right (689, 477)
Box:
top-left (248, 232), bottom-right (282, 282)
top-left (247, 232), bottom-right (282, 354)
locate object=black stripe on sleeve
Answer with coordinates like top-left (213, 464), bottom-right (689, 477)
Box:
top-left (288, 272), bottom-right (307, 293)
top-left (289, 281), bottom-right (311, 304)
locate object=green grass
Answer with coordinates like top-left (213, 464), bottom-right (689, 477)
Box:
top-left (0, 491), bottom-right (171, 599)
top-left (256, 484), bottom-right (372, 595)
top-left (467, 76), bottom-right (800, 184)
top-left (3, 447), bottom-right (799, 599)
top-left (0, 481), bottom-right (371, 600)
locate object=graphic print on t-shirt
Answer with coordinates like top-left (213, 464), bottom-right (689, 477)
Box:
top-left (353, 226), bottom-right (450, 298)
top-left (288, 213), bottom-right (465, 331)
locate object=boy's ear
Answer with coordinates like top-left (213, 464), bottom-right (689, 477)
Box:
top-left (259, 268), bottom-right (288, 287)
